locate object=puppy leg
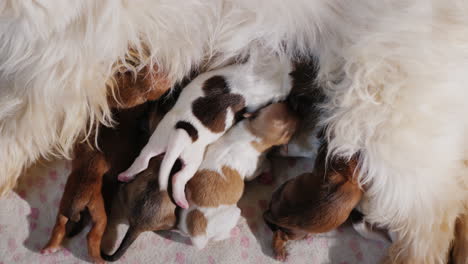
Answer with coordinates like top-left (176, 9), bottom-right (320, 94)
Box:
top-left (41, 214), bottom-right (68, 254)
top-left (118, 146), bottom-right (164, 182)
top-left (86, 195), bottom-right (107, 264)
top-left (272, 230), bottom-right (289, 261)
top-left (172, 153), bottom-right (203, 209)
top-left (451, 212), bottom-right (468, 264)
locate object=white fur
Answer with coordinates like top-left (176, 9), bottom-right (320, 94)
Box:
top-left (180, 205), bottom-right (241, 249)
top-left (178, 120), bottom-right (268, 248)
top-left (352, 218), bottom-right (394, 244)
top-left (119, 53), bottom-right (291, 208)
top-left (317, 2), bottom-right (468, 262)
top-left (1, 0), bottom-right (468, 262)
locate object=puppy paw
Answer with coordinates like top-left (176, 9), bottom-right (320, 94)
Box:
top-left (172, 185), bottom-right (189, 208)
top-left (117, 173), bottom-right (132, 182)
top-left (41, 246), bottom-right (61, 254)
top-left (175, 199), bottom-right (189, 209)
top-left (275, 249), bottom-right (288, 262)
top-left (174, 195), bottom-right (189, 209)
top-left (92, 256), bottom-right (106, 264)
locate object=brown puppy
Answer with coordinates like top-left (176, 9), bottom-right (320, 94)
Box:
top-left (101, 155), bottom-right (179, 262)
top-left (41, 65), bottom-right (171, 263)
top-left (263, 143), bottom-right (362, 261)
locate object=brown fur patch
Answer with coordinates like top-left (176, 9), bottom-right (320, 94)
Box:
top-left (187, 166), bottom-right (244, 207)
top-left (202, 75), bottom-right (230, 95)
top-left (192, 76), bottom-right (245, 133)
top-left (175, 121), bottom-right (199, 142)
top-left (109, 64), bottom-right (171, 109)
top-left (187, 209), bottom-right (208, 236)
top-left (247, 103), bottom-right (299, 153)
top-left (265, 143), bottom-right (362, 240)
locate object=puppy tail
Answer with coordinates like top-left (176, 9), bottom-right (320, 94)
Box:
top-left (158, 129), bottom-right (191, 191)
top-left (101, 226), bottom-right (141, 262)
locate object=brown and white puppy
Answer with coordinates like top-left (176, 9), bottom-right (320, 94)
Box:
top-left (178, 102), bottom-right (298, 249)
top-left (101, 155), bottom-right (179, 262)
top-left (41, 66), bottom-right (171, 263)
top-left (119, 52), bottom-right (293, 209)
top-left (263, 143), bottom-right (362, 261)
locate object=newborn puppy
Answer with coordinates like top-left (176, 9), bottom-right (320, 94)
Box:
top-left (178, 103), bottom-right (298, 249)
top-left (101, 155), bottom-right (179, 262)
top-left (119, 53), bottom-right (293, 209)
top-left (277, 59), bottom-right (324, 158)
top-left (41, 65), bottom-right (171, 263)
top-left (263, 143), bottom-right (363, 261)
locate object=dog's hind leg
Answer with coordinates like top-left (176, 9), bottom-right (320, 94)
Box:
top-left (272, 230), bottom-right (289, 262)
top-left (171, 150), bottom-right (203, 209)
top-left (118, 145), bottom-right (164, 182)
top-left (41, 214), bottom-right (69, 254)
top-left (86, 194), bottom-right (107, 264)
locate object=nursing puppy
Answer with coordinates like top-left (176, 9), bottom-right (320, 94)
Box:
top-left (119, 53), bottom-right (293, 209)
top-left (4, 2), bottom-right (468, 263)
top-left (277, 60), bottom-right (324, 158)
top-left (263, 143), bottom-right (362, 261)
top-left (41, 68), bottom-right (171, 263)
top-left (101, 155), bottom-right (179, 262)
top-left (178, 103), bottom-right (298, 249)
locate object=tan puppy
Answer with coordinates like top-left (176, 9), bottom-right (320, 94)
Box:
top-left (41, 66), bottom-right (171, 263)
top-left (264, 143), bottom-right (362, 261)
top-left (178, 103), bottom-right (298, 249)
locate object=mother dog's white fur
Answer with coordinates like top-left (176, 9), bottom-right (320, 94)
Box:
top-left (1, 0), bottom-right (467, 263)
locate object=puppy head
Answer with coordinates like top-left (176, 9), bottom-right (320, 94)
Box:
top-left (109, 64), bottom-right (171, 109)
top-left (248, 103), bottom-right (299, 149)
top-left (264, 143), bottom-right (362, 236)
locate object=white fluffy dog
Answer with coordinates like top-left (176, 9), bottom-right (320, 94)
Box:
top-left (1, 0), bottom-right (467, 263)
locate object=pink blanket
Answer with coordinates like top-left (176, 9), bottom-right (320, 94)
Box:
top-left (0, 157), bottom-right (388, 263)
